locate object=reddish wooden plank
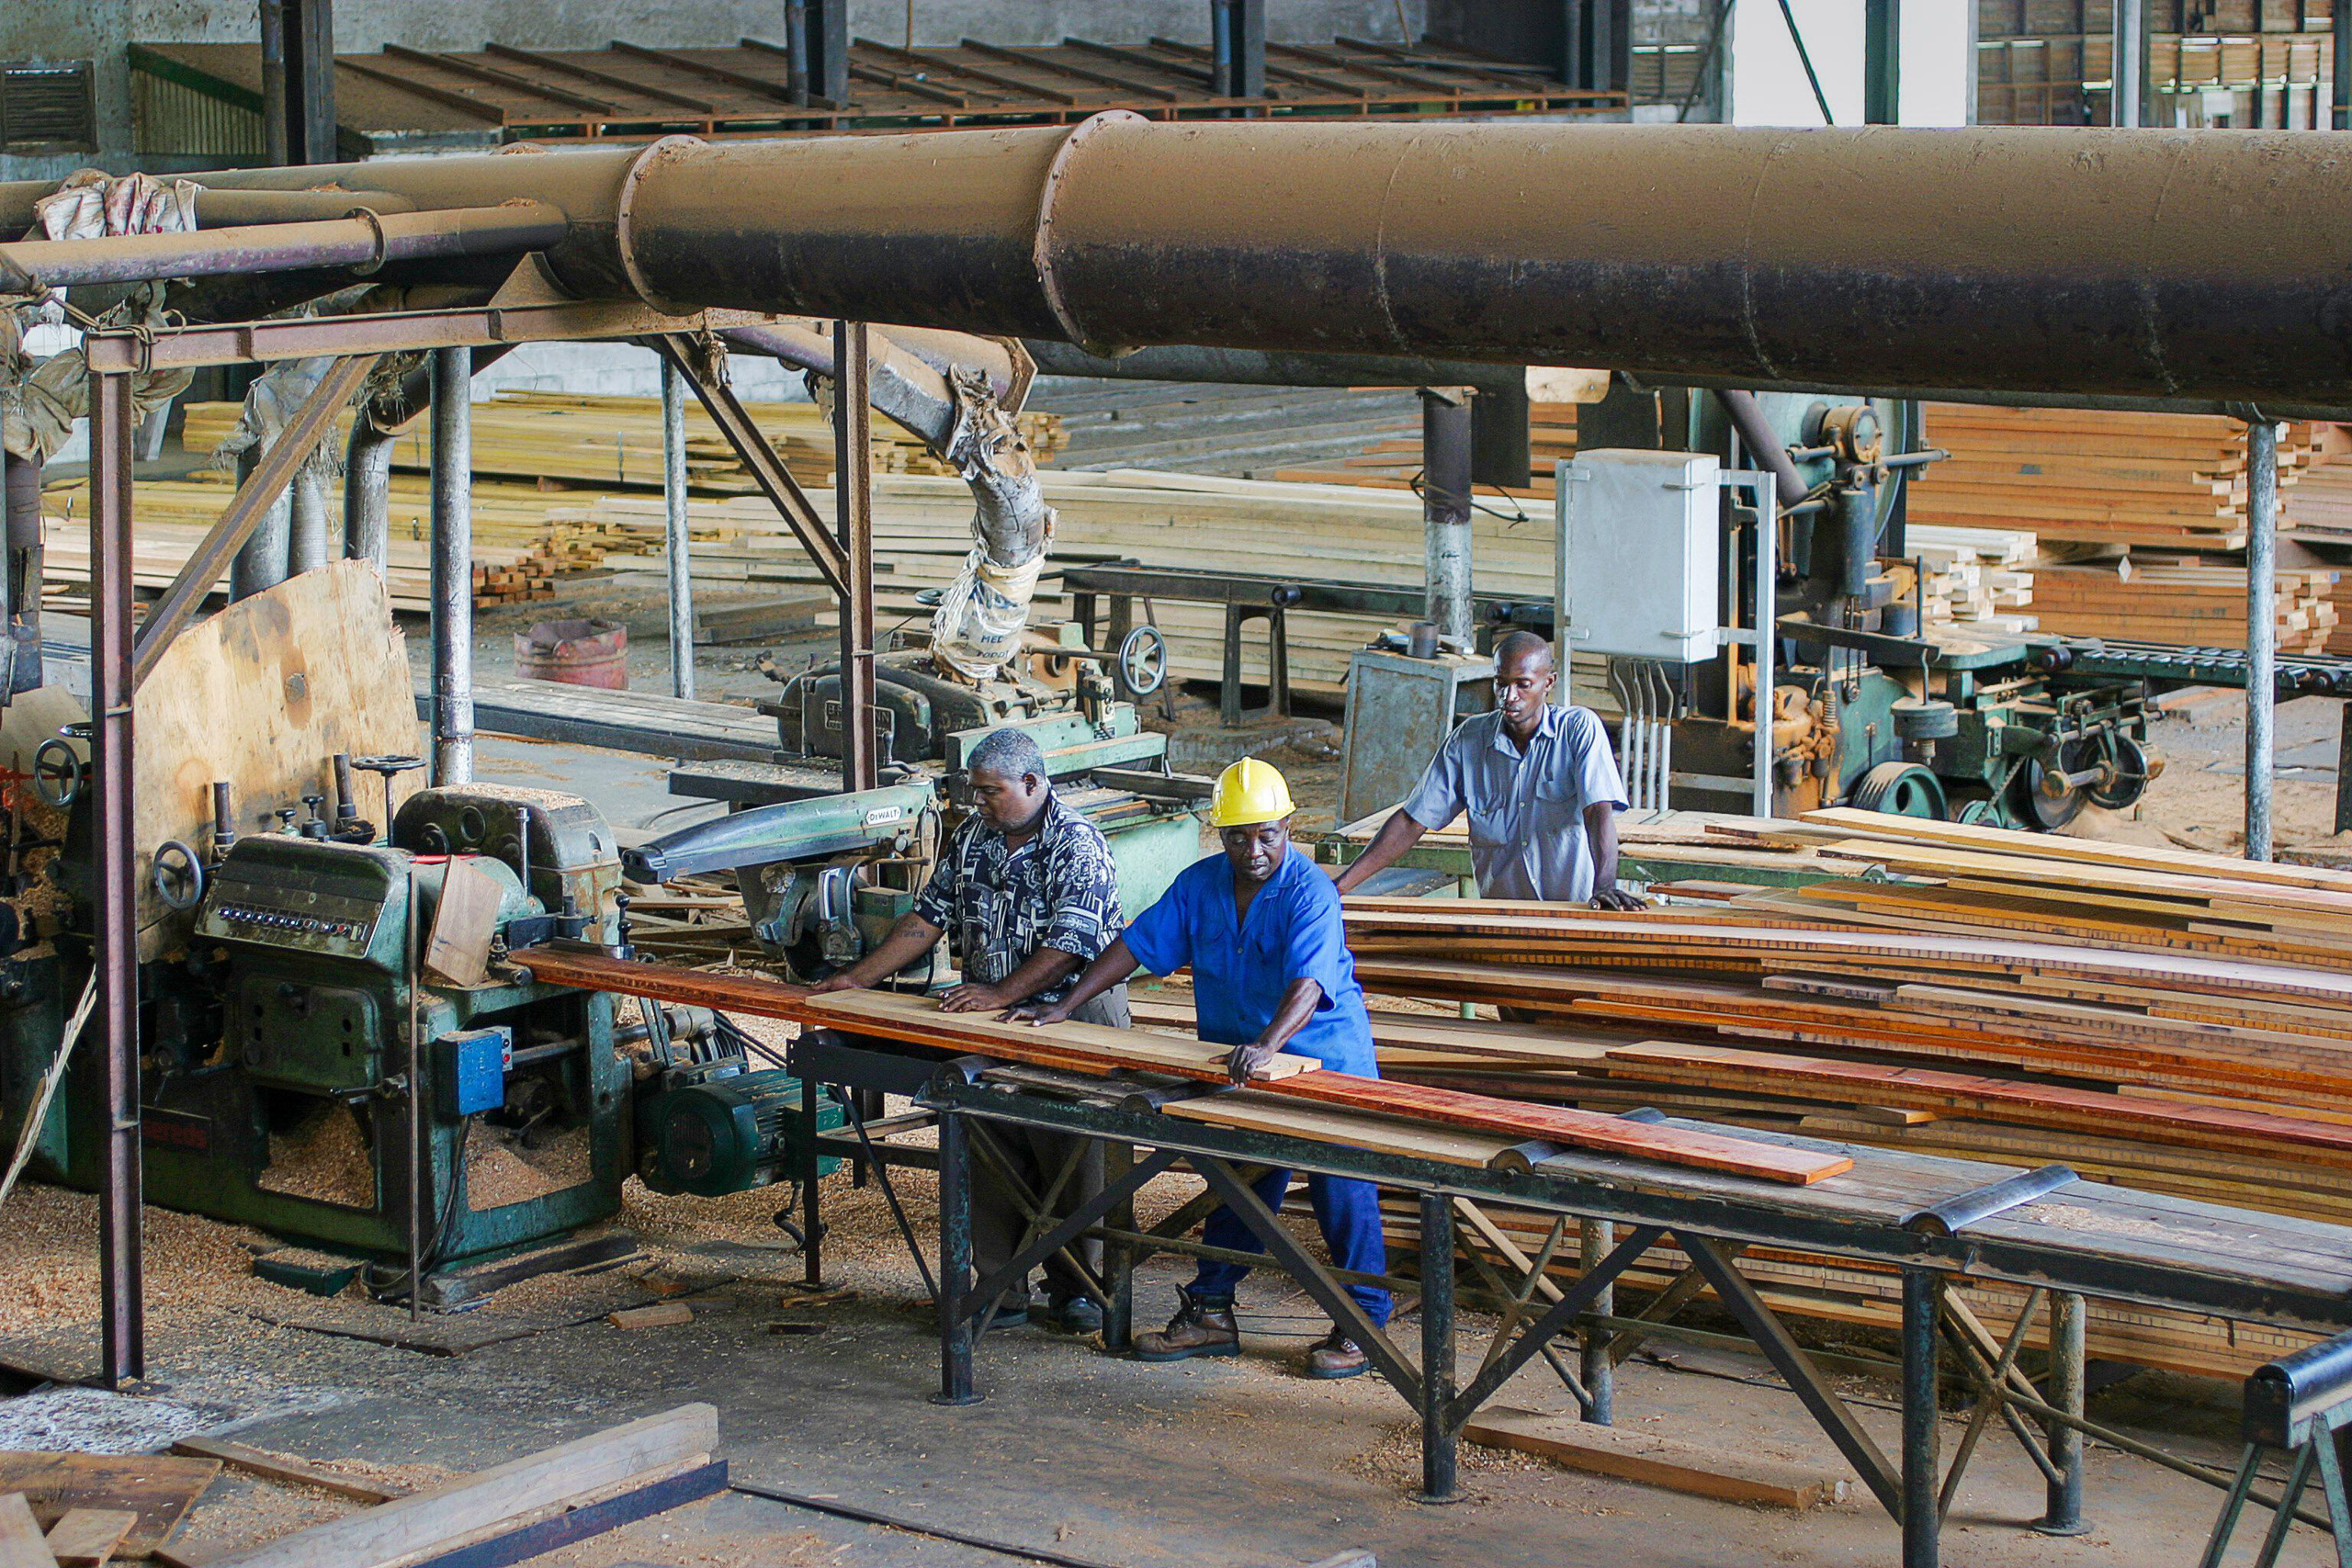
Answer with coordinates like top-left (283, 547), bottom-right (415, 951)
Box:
top-left (509, 946), bottom-right (1848, 1185)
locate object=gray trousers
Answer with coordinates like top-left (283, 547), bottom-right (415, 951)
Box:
top-left (969, 984), bottom-right (1128, 1308)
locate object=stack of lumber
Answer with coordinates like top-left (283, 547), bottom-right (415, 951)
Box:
top-left (1912, 403), bottom-right (2322, 550)
top-left (2286, 452), bottom-right (2352, 546)
top-left (582, 468), bottom-right (1551, 692)
top-left (1270, 397), bottom-right (1577, 498)
top-left (37, 475), bottom-right (576, 611)
top-left (2028, 557), bottom-right (2337, 652)
top-left (1905, 524), bottom-right (2035, 631)
top-left (1328, 807), bottom-right (2352, 1376)
top-left (179, 390), bottom-right (1067, 493)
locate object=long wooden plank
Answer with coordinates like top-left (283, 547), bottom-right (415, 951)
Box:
top-left (203, 1404), bottom-right (717, 1568)
top-left (42, 1510), bottom-right (132, 1568)
top-left (166, 1438), bottom-right (402, 1505)
top-left (510, 947), bottom-right (1849, 1185)
top-left (0, 1496), bottom-right (54, 1568)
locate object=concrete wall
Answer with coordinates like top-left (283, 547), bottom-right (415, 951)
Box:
top-left (1, 1), bottom-right (1428, 180)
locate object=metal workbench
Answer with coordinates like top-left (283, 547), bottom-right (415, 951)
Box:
top-left (787, 1032), bottom-right (2352, 1568)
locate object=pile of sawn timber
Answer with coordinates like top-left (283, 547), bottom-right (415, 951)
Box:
top-left (1331, 807), bottom-right (2352, 1377)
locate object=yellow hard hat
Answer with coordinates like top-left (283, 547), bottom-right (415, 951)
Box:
top-left (1205, 757), bottom-right (1295, 829)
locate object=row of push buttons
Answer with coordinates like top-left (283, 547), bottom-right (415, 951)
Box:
top-left (218, 905), bottom-right (370, 942)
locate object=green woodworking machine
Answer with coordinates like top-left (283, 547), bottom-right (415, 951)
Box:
top-left (0, 776), bottom-right (841, 1304)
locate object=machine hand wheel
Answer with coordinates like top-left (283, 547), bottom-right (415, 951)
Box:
top-left (2087, 733), bottom-right (2151, 811)
top-left (32, 737), bottom-right (83, 809)
top-left (151, 840), bottom-right (206, 911)
top-left (1114, 624), bottom-right (1169, 699)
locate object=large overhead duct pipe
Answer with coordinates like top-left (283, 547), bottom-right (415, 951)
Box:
top-left (596, 118), bottom-right (2352, 410)
top-left (19, 123), bottom-right (2352, 406)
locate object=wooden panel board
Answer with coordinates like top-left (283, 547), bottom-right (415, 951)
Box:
top-left (0, 1455), bottom-right (220, 1558)
top-left (1463, 1409), bottom-right (1849, 1509)
top-left (135, 562), bottom-right (423, 960)
top-left (44, 1508), bottom-right (135, 1567)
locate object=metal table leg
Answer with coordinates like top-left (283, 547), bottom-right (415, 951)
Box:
top-left (1104, 1140), bottom-right (1136, 1351)
top-left (1581, 1218), bottom-right (1615, 1425)
top-left (1419, 1191), bottom-right (1460, 1505)
top-left (1903, 1269), bottom-right (1946, 1568)
top-left (2039, 1290), bottom-right (2088, 1535)
top-left (933, 1109), bottom-right (980, 1406)
top-left (797, 1072), bottom-right (825, 1286)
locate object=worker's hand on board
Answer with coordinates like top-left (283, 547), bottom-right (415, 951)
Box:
top-left (1006, 1000), bottom-right (1074, 1027)
top-left (808, 971), bottom-right (865, 995)
top-left (1589, 886), bottom-right (1647, 912)
top-left (939, 982), bottom-right (1014, 1013)
top-left (1227, 1039), bottom-right (1282, 1084)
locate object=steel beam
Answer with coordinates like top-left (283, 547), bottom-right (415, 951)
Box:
top-left (89, 370), bottom-right (143, 1389)
top-left (431, 346), bottom-right (474, 786)
top-left (81, 302), bottom-right (786, 373)
top-left (261, 0), bottom-right (337, 165)
top-left (1864, 0), bottom-right (1902, 124)
top-left (2113, 0), bottom-right (2147, 125)
top-left (651, 336), bottom-right (849, 598)
top-left (834, 320), bottom-right (880, 793)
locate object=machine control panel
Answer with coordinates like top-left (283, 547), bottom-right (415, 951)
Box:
top-left (196, 839), bottom-right (405, 963)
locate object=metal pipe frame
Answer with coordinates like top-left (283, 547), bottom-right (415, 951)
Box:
top-left (344, 412), bottom-right (395, 576)
top-left (430, 345), bottom-right (475, 786)
top-left (833, 320), bottom-right (880, 793)
top-left (660, 355), bottom-right (696, 700)
top-left (90, 371), bottom-right (144, 1389)
top-left (0, 204), bottom-right (568, 294)
top-left (2247, 417), bottom-right (2278, 862)
top-left (227, 446), bottom-right (293, 604)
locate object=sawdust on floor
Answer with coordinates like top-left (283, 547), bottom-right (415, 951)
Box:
top-left (256, 1102), bottom-right (378, 1208)
top-left (467, 1120), bottom-right (592, 1211)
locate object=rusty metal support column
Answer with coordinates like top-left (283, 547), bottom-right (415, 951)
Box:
top-left (1421, 389), bottom-right (1474, 647)
top-left (662, 355), bottom-right (696, 700)
top-left (2247, 416), bottom-right (2278, 863)
top-left (834, 321), bottom-right (879, 792)
top-left (345, 413), bottom-right (394, 578)
top-left (261, 0), bottom-right (337, 166)
top-left (90, 368), bottom-right (143, 1388)
top-left (2113, 0), bottom-right (2147, 126)
top-left (229, 446), bottom-right (292, 603)
top-left (431, 345), bottom-right (474, 786)
top-left (1, 447), bottom-right (42, 696)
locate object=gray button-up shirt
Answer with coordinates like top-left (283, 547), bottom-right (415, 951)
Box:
top-left (1401, 705), bottom-right (1628, 901)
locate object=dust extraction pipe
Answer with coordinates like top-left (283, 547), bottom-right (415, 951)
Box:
top-left (594, 118), bottom-right (2352, 410)
top-left (14, 118), bottom-right (2352, 407)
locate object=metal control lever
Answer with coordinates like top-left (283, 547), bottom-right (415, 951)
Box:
top-left (351, 753), bottom-right (426, 845)
top-left (300, 795), bottom-right (329, 840)
top-left (275, 807), bottom-right (299, 834)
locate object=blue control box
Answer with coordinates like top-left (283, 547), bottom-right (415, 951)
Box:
top-left (438, 1025), bottom-right (513, 1117)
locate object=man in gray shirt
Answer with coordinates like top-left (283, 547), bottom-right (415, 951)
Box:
top-left (1335, 630), bottom-right (1645, 908)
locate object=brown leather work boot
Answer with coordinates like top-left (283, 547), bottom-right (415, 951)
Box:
top-left (1305, 1328), bottom-right (1369, 1380)
top-left (1132, 1287), bottom-right (1239, 1361)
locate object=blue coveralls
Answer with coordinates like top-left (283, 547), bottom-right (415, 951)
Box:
top-left (1122, 847), bottom-right (1392, 1325)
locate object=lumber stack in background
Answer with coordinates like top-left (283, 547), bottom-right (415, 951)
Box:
top-left (177, 391), bottom-right (1068, 494)
top-left (1329, 807), bottom-right (2352, 1377)
top-left (36, 475), bottom-right (575, 611)
top-left (1270, 397), bottom-right (1577, 498)
top-left (1912, 403), bottom-right (2320, 550)
top-left (2028, 558), bottom-right (2337, 652)
top-left (1903, 524), bottom-right (2036, 631)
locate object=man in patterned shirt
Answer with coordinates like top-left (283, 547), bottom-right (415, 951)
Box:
top-left (811, 727), bottom-right (1125, 1332)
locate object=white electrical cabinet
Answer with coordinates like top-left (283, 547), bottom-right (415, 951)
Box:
top-left (1559, 449), bottom-right (1723, 662)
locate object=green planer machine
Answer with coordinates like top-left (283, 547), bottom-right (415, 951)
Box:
top-left (1, 776), bottom-right (841, 1304)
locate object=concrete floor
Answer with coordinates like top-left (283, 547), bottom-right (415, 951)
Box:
top-left (6, 1192), bottom-right (2336, 1568)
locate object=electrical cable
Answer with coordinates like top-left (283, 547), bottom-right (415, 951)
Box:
top-left (729, 1481), bottom-right (1134, 1568)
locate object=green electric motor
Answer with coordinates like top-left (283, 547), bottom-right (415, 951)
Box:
top-left (641, 1066), bottom-right (844, 1198)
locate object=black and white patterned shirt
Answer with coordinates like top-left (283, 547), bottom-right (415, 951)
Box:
top-left (911, 794), bottom-right (1124, 1004)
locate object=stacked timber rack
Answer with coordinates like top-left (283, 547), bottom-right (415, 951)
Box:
top-left (1321, 806), bottom-right (2352, 1377)
top-left (129, 36), bottom-right (1622, 156)
top-left (2030, 558), bottom-right (2338, 654)
top-left (177, 392), bottom-right (1069, 493)
top-left (37, 475), bottom-right (581, 612)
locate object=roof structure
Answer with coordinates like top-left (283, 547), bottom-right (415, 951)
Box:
top-left (130, 36), bottom-right (1623, 157)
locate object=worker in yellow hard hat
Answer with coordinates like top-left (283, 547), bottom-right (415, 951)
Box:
top-left (1010, 757), bottom-right (1388, 1380)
